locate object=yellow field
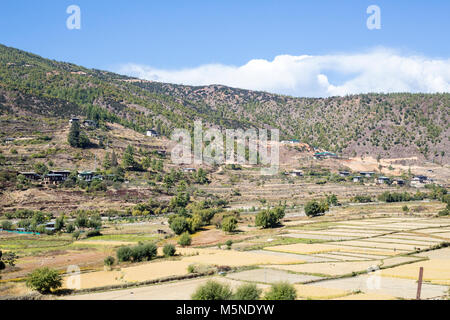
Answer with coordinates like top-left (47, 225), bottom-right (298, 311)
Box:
top-left (381, 259), bottom-right (450, 285)
top-left (332, 293), bottom-right (396, 300)
top-left (63, 260), bottom-right (192, 289)
top-left (294, 284), bottom-right (350, 299)
top-left (182, 249), bottom-right (303, 266)
top-left (264, 243), bottom-right (339, 254)
top-left (268, 261), bottom-right (381, 276)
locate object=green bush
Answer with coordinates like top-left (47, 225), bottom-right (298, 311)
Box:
top-left (104, 256), bottom-right (115, 267)
top-left (117, 246), bottom-right (133, 262)
top-left (255, 206), bottom-right (285, 229)
top-left (222, 216), bottom-right (238, 233)
top-left (170, 216), bottom-right (189, 235)
top-left (178, 232), bottom-right (192, 247)
top-left (26, 267), bottom-right (62, 294)
top-left (1, 220), bottom-right (14, 230)
top-left (117, 243), bottom-right (157, 263)
top-left (264, 282), bottom-right (297, 300)
top-left (304, 201), bottom-right (326, 217)
top-left (191, 280), bottom-right (233, 300)
top-left (233, 283), bottom-right (262, 300)
top-left (163, 244), bottom-right (176, 257)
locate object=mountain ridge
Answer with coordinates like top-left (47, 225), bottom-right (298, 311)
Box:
top-left (0, 44), bottom-right (448, 163)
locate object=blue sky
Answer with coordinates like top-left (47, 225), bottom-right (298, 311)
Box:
top-left (1, 1), bottom-right (449, 97)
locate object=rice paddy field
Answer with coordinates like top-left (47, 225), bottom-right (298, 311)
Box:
top-left (56, 215), bottom-right (450, 300)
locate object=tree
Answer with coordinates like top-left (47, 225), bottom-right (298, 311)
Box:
top-left (191, 280), bottom-right (233, 300)
top-left (26, 267), bottom-right (62, 294)
top-left (255, 206), bottom-right (285, 229)
top-left (233, 283), bottom-right (261, 300)
top-left (103, 152), bottom-right (112, 170)
top-left (68, 121), bottom-right (90, 148)
top-left (163, 244), bottom-right (176, 257)
top-left (68, 121), bottom-right (81, 147)
top-left (178, 232), bottom-right (192, 247)
top-left (117, 246), bottom-right (133, 262)
top-left (54, 215), bottom-right (65, 231)
top-left (104, 256), bottom-right (115, 267)
top-left (0, 250), bottom-right (17, 271)
top-left (264, 282), bottom-right (297, 300)
top-left (305, 201), bottom-right (325, 217)
top-left (111, 150), bottom-right (118, 167)
top-left (122, 145), bottom-right (139, 170)
top-left (222, 216), bottom-right (238, 233)
top-left (170, 216), bottom-right (189, 235)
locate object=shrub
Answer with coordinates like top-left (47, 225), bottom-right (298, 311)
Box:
top-left (72, 230), bottom-right (81, 240)
top-left (1, 220), bottom-right (14, 230)
top-left (255, 206), bottom-right (285, 229)
top-left (178, 232), bottom-right (192, 247)
top-left (233, 283), bottom-right (262, 300)
top-left (66, 223), bottom-right (75, 233)
top-left (170, 216), bottom-right (189, 235)
top-left (304, 201), bottom-right (325, 217)
top-left (163, 244), bottom-right (176, 257)
top-left (104, 256), bottom-right (115, 267)
top-left (264, 282), bottom-right (297, 300)
top-left (191, 280), bottom-right (233, 300)
top-left (26, 267), bottom-right (62, 294)
top-left (86, 229), bottom-right (101, 238)
top-left (222, 216), bottom-right (238, 233)
top-left (117, 246), bottom-right (133, 262)
top-left (225, 240), bottom-right (233, 249)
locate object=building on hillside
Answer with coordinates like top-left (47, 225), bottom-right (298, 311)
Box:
top-left (360, 171), bottom-right (375, 178)
top-left (83, 120), bottom-right (97, 128)
top-left (393, 179), bottom-right (406, 186)
top-left (353, 176), bottom-right (363, 183)
top-left (281, 139), bottom-right (300, 145)
top-left (290, 170), bottom-right (303, 177)
top-left (314, 152), bottom-right (338, 160)
top-left (19, 172), bottom-right (41, 181)
top-left (78, 171), bottom-right (94, 182)
top-left (377, 176), bottom-right (391, 185)
top-left (43, 173), bottom-right (65, 185)
top-left (69, 118), bottom-right (80, 124)
top-left (146, 130), bottom-right (160, 137)
top-left (339, 171), bottom-right (351, 177)
top-left (49, 170), bottom-right (71, 180)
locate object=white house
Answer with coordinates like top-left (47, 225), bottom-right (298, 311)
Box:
top-left (146, 130), bottom-right (160, 137)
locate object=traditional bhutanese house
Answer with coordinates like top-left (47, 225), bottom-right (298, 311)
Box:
top-left (69, 118), bottom-right (80, 124)
top-left (78, 171), bottom-right (94, 182)
top-left (353, 176), bottom-right (363, 183)
top-left (377, 176), bottom-right (391, 184)
top-left (411, 176), bottom-right (430, 188)
top-left (19, 172), bottom-right (41, 181)
top-left (393, 179), bottom-right (406, 186)
top-left (82, 120), bottom-right (97, 129)
top-left (314, 152), bottom-right (338, 160)
top-left (146, 130), bottom-right (160, 137)
top-left (49, 170), bottom-right (71, 181)
top-left (43, 173), bottom-right (65, 184)
top-left (360, 171), bottom-right (375, 178)
top-left (339, 171), bottom-right (351, 177)
top-left (183, 168), bottom-right (196, 173)
top-left (290, 170), bottom-right (303, 177)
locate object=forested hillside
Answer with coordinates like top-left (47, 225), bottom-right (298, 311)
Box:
top-left (0, 44), bottom-right (448, 162)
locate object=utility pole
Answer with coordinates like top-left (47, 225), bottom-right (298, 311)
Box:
top-left (416, 267), bottom-right (424, 300)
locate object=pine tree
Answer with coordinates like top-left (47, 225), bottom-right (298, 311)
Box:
top-left (122, 145), bottom-right (136, 169)
top-left (111, 150), bottom-right (118, 167)
top-left (103, 152), bottom-right (112, 169)
top-left (68, 122), bottom-right (80, 147)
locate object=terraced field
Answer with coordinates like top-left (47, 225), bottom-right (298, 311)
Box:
top-left (62, 216), bottom-right (450, 300)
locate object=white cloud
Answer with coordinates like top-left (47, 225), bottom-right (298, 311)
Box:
top-left (117, 48), bottom-right (450, 97)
